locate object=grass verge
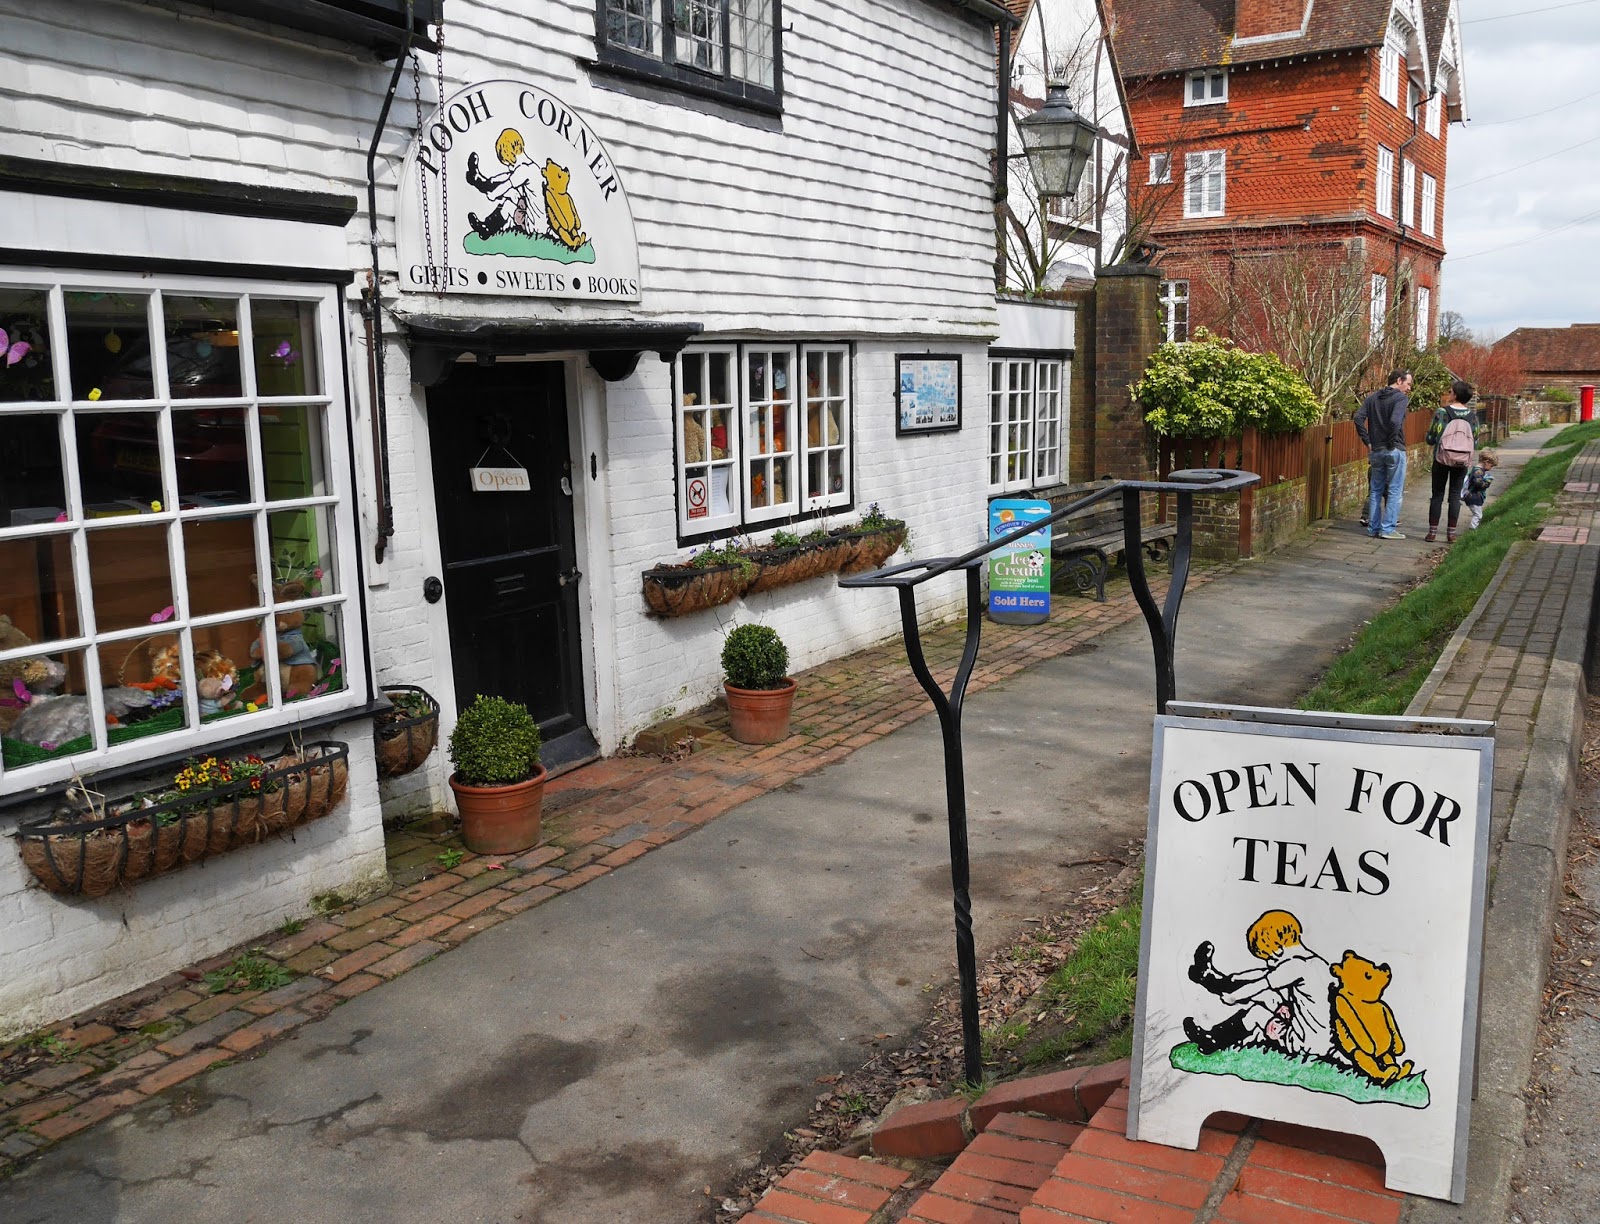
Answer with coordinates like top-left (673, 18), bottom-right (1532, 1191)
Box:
top-left (1017, 891), bottom-right (1142, 1068)
top-left (1299, 420), bottom-right (1600, 715)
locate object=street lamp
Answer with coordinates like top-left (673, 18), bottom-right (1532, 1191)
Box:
top-left (1016, 83), bottom-right (1098, 199)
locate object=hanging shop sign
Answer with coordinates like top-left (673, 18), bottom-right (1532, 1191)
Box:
top-left (470, 466), bottom-right (530, 492)
top-left (397, 80), bottom-right (641, 301)
top-left (1128, 703), bottom-right (1494, 1203)
top-left (987, 499), bottom-right (1050, 625)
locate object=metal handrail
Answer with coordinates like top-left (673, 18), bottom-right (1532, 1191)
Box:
top-left (839, 468), bottom-right (1258, 1085)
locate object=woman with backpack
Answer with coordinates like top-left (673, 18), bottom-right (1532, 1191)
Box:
top-left (1425, 379), bottom-right (1480, 543)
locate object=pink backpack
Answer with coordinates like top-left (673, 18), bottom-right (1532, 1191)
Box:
top-left (1438, 416), bottom-right (1474, 468)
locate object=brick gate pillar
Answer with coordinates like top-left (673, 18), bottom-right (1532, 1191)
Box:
top-left (1091, 264), bottom-right (1161, 480)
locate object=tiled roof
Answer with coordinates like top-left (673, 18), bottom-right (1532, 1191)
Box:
top-left (1107, 0), bottom-right (1392, 79)
top-left (1499, 325), bottom-right (1600, 374)
top-left (1419, 0), bottom-right (1451, 66)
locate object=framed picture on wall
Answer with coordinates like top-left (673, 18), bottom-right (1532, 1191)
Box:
top-left (895, 354), bottom-right (962, 435)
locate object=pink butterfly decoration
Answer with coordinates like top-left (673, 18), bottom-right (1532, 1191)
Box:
top-left (0, 327), bottom-right (31, 368)
top-left (272, 341), bottom-right (299, 366)
top-left (149, 605), bottom-right (175, 624)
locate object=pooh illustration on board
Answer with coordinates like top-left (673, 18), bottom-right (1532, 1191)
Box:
top-left (461, 129), bottom-right (595, 264)
top-left (1170, 910), bottom-right (1429, 1109)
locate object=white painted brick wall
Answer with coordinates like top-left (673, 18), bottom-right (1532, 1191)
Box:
top-left (0, 719), bottom-right (388, 1039)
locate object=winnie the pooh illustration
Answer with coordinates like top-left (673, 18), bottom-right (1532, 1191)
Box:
top-left (1329, 950), bottom-right (1414, 1084)
top-left (542, 160), bottom-right (587, 251)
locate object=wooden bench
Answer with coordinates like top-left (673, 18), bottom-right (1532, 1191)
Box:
top-left (1044, 479), bottom-right (1178, 602)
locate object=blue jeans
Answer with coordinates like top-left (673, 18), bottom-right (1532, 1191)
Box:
top-left (1367, 449), bottom-right (1407, 535)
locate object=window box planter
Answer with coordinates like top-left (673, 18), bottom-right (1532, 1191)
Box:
top-left (374, 685), bottom-right (440, 779)
top-left (836, 523), bottom-right (908, 573)
top-left (641, 518), bottom-right (908, 616)
top-left (14, 741), bottom-right (350, 899)
top-left (745, 537), bottom-right (849, 595)
top-left (641, 562), bottom-right (750, 617)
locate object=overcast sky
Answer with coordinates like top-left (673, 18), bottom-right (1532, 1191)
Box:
top-left (1443, 0), bottom-right (1600, 339)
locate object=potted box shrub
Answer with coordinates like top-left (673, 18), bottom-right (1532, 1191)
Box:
top-left (447, 695), bottom-right (545, 854)
top-left (721, 623), bottom-right (797, 745)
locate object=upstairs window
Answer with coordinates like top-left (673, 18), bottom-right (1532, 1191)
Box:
top-left (1184, 150), bottom-right (1226, 218)
top-left (598, 0), bottom-right (779, 110)
top-left (675, 342), bottom-right (850, 538)
top-left (1148, 152), bottom-right (1172, 185)
top-left (1415, 286), bottom-right (1432, 348)
top-left (1370, 274), bottom-right (1388, 344)
top-left (1380, 39), bottom-right (1401, 105)
top-left (1376, 144), bottom-right (1395, 218)
top-left (1185, 69), bottom-right (1228, 107)
top-left (1401, 159), bottom-right (1417, 227)
top-left (1160, 280), bottom-right (1190, 343)
top-left (1421, 174), bottom-right (1438, 237)
top-left (1425, 91), bottom-right (1443, 137)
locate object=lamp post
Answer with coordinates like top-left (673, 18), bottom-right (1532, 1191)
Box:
top-left (1016, 83), bottom-right (1099, 202)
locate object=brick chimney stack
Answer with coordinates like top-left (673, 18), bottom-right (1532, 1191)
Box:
top-left (1234, 0), bottom-right (1309, 40)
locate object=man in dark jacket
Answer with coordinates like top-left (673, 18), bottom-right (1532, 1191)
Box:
top-left (1354, 370), bottom-right (1414, 539)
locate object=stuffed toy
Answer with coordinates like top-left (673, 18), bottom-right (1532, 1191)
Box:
top-left (0, 615), bottom-right (68, 735)
top-left (246, 582), bottom-right (320, 702)
top-left (194, 649), bottom-right (241, 717)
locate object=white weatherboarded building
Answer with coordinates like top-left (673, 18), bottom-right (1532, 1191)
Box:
top-left (0, 0), bottom-right (1014, 1033)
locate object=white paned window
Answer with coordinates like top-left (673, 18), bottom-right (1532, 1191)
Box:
top-left (676, 346), bottom-right (740, 536)
top-left (675, 342), bottom-right (851, 536)
top-left (600, 0), bottom-right (777, 100)
top-left (1401, 159), bottom-right (1417, 227)
top-left (1416, 286), bottom-right (1432, 348)
top-left (1380, 40), bottom-right (1401, 105)
top-left (1160, 280), bottom-right (1190, 343)
top-left (1376, 145), bottom-right (1395, 218)
top-left (742, 346), bottom-right (797, 525)
top-left (1421, 174), bottom-right (1438, 236)
top-left (1425, 91), bottom-right (1442, 137)
top-left (1185, 69), bottom-right (1228, 106)
top-left (1184, 150), bottom-right (1226, 218)
top-left (987, 358), bottom-right (1068, 492)
top-left (1371, 274), bottom-right (1389, 343)
top-left (0, 273), bottom-right (365, 794)
top-left (1149, 152), bottom-right (1172, 185)
top-left (801, 346), bottom-right (850, 509)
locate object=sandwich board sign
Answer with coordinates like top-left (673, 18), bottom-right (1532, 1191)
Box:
top-left (1129, 703), bottom-right (1493, 1202)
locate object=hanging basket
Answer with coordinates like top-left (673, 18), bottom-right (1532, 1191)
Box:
top-left (641, 562), bottom-right (750, 617)
top-left (836, 524), bottom-right (908, 573)
top-left (745, 538), bottom-right (848, 594)
top-left (15, 740), bottom-right (351, 899)
top-left (374, 685), bottom-right (440, 779)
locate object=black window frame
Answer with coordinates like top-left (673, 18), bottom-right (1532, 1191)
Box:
top-left (593, 0), bottom-right (784, 116)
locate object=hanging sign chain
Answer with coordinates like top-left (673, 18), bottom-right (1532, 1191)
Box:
top-left (412, 51), bottom-right (434, 282)
top-left (435, 25), bottom-right (450, 294)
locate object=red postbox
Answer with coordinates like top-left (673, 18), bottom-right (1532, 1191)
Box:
top-left (1581, 385), bottom-right (1595, 423)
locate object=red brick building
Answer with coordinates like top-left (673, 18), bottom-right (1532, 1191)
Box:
top-left (1106, 0), bottom-right (1466, 362)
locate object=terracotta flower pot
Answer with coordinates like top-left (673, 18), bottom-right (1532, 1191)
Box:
top-left (724, 678), bottom-right (798, 745)
top-left (449, 767), bottom-right (547, 855)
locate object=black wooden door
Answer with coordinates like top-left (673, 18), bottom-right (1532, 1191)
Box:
top-left (426, 362), bottom-right (590, 759)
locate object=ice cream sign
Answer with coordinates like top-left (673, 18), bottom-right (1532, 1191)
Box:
top-left (397, 80), bottom-right (641, 300)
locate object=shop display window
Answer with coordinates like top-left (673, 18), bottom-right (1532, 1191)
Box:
top-left (674, 341), bottom-right (852, 539)
top-left (0, 274), bottom-right (363, 794)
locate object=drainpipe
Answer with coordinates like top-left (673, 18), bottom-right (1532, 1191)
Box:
top-left (363, 0), bottom-right (417, 564)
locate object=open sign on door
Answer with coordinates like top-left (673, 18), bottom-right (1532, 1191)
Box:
top-left (470, 466), bottom-right (531, 493)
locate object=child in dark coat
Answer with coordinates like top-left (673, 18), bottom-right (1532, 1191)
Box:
top-left (1463, 452), bottom-right (1497, 530)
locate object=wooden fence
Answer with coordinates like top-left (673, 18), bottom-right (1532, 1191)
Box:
top-left (1156, 409), bottom-right (1438, 556)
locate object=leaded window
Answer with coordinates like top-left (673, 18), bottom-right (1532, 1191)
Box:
top-left (598, 0), bottom-right (780, 108)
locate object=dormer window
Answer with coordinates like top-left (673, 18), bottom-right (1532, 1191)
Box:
top-left (1185, 69), bottom-right (1228, 107)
